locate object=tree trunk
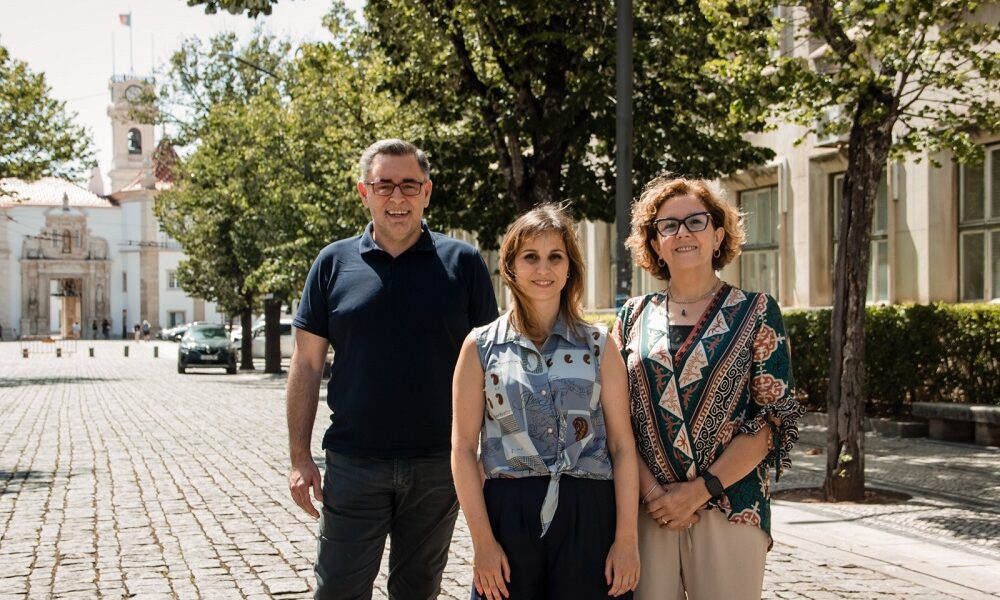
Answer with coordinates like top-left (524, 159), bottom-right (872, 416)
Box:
top-left (239, 307), bottom-right (255, 371)
top-left (823, 85), bottom-right (896, 501)
top-left (263, 297), bottom-right (282, 374)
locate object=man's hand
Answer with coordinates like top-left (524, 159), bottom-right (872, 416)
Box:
top-left (289, 460), bottom-right (323, 519)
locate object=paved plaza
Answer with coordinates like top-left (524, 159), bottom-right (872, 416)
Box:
top-left (1, 340), bottom-right (998, 599)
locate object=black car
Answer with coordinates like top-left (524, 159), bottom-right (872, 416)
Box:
top-left (177, 324), bottom-right (237, 374)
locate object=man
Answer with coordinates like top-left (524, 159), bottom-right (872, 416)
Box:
top-left (287, 139), bottom-right (498, 600)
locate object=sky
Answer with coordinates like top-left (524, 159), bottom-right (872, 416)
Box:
top-left (1, 0), bottom-right (363, 190)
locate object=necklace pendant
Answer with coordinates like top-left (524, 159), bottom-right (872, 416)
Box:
top-left (681, 308), bottom-right (687, 317)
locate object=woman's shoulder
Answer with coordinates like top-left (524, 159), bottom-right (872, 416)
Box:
top-left (571, 318), bottom-right (607, 345)
top-left (470, 312), bottom-right (515, 347)
top-left (616, 291), bottom-right (664, 321)
top-left (720, 285), bottom-right (784, 324)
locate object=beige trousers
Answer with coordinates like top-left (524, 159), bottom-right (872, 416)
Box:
top-left (636, 508), bottom-right (768, 600)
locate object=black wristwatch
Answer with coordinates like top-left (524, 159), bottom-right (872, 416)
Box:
top-left (702, 470), bottom-right (725, 501)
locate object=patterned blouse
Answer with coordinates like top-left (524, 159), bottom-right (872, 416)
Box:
top-left (475, 313), bottom-right (612, 536)
top-left (611, 284), bottom-right (804, 544)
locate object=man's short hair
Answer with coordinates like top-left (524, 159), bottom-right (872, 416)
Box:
top-left (359, 139), bottom-right (431, 181)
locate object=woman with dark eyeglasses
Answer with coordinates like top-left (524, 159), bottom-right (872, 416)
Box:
top-left (610, 176), bottom-right (805, 600)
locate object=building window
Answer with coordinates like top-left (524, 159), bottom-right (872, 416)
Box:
top-left (167, 311), bottom-right (186, 327)
top-left (167, 270), bottom-right (180, 290)
top-left (959, 145), bottom-right (1000, 301)
top-left (739, 186), bottom-right (780, 299)
top-left (62, 229), bottom-right (72, 253)
top-left (831, 173), bottom-right (890, 303)
top-left (127, 128), bottom-right (142, 155)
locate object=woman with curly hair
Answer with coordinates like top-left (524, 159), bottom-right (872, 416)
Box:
top-left (612, 176), bottom-right (805, 600)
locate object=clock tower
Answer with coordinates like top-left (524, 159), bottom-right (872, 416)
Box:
top-left (107, 76), bottom-right (155, 192)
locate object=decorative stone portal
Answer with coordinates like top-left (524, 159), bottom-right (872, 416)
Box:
top-left (19, 207), bottom-right (111, 338)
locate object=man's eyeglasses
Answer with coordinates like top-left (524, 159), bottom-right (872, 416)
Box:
top-left (365, 180), bottom-right (426, 197)
top-left (652, 211), bottom-right (713, 237)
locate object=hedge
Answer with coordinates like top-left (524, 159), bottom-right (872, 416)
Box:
top-left (589, 303), bottom-right (1000, 418)
top-left (784, 303), bottom-right (1000, 417)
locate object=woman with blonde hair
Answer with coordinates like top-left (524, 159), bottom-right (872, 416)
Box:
top-left (612, 176), bottom-right (804, 600)
top-left (452, 204), bottom-right (640, 600)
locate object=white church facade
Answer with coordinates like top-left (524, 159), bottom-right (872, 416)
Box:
top-left (0, 75), bottom-right (221, 340)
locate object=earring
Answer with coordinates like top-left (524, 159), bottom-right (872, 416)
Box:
top-left (713, 248), bottom-right (721, 259)
top-left (657, 257), bottom-right (666, 267)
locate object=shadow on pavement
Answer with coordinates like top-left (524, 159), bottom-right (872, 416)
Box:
top-left (223, 373), bottom-right (291, 390)
top-left (0, 377), bottom-right (124, 388)
top-left (0, 470), bottom-right (53, 495)
top-left (919, 514), bottom-right (1000, 548)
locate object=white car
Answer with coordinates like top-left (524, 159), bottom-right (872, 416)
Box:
top-left (232, 318), bottom-right (295, 358)
top-left (249, 319), bottom-right (295, 358)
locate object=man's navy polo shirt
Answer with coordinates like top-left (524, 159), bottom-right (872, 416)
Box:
top-left (294, 222), bottom-right (499, 458)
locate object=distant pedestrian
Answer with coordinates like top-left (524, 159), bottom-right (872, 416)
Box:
top-left (71, 321), bottom-right (81, 339)
top-left (91, 320), bottom-right (98, 340)
top-left (101, 318), bottom-right (110, 340)
top-left (133, 322), bottom-right (141, 341)
top-left (142, 319), bottom-right (151, 341)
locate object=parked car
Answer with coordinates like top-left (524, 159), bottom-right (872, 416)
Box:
top-left (251, 319), bottom-right (295, 358)
top-left (177, 324), bottom-right (237, 374)
top-left (229, 318), bottom-right (296, 359)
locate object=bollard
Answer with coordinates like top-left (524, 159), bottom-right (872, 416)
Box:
top-left (124, 345), bottom-right (129, 357)
top-left (153, 346), bottom-right (159, 358)
top-left (89, 347), bottom-right (94, 357)
top-left (56, 347), bottom-right (62, 358)
top-left (22, 348), bottom-right (28, 358)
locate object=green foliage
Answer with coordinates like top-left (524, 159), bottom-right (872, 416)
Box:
top-left (783, 307), bottom-right (833, 413)
top-left (702, 0), bottom-right (1000, 162)
top-left (155, 34), bottom-right (293, 315)
top-left (185, 0), bottom-right (278, 17)
top-left (587, 313), bottom-right (617, 330)
top-left (183, 0), bottom-right (780, 245)
top-left (784, 304), bottom-right (1000, 417)
top-left (704, 0), bottom-right (1000, 495)
top-left (0, 44), bottom-right (94, 181)
top-left (157, 8), bottom-right (423, 308)
top-left (363, 0), bottom-right (775, 247)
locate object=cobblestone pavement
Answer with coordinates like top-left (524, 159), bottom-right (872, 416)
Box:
top-left (1, 341), bottom-right (997, 599)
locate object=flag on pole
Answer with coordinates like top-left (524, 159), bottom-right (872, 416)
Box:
top-left (119, 13), bottom-right (131, 27)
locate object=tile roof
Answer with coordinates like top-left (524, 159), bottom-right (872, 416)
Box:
top-left (0, 177), bottom-right (115, 209)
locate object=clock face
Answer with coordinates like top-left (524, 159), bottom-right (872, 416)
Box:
top-left (124, 85), bottom-right (142, 102)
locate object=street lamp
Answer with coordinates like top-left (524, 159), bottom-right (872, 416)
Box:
top-left (615, 0), bottom-right (634, 308)
top-left (220, 52), bottom-right (284, 82)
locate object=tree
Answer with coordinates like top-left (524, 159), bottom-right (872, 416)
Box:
top-left (155, 33), bottom-right (295, 370)
top-left (157, 11), bottom-right (423, 369)
top-left (704, 0), bottom-right (1000, 500)
top-left (0, 44), bottom-right (93, 182)
top-left (181, 0), bottom-right (777, 245)
top-left (185, 0), bottom-right (279, 17)
top-left (366, 0), bottom-right (777, 245)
